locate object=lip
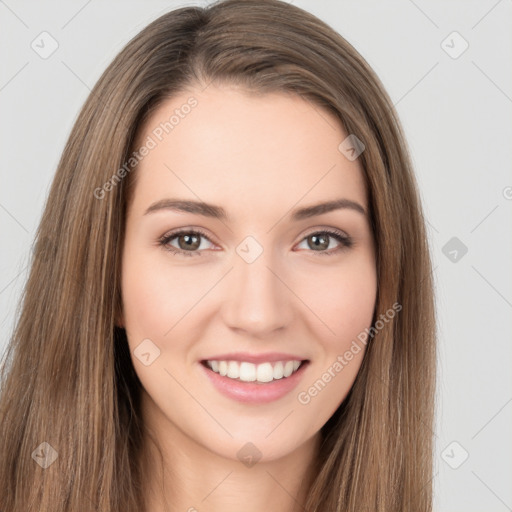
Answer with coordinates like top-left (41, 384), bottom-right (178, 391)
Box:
top-left (201, 352), bottom-right (307, 364)
top-left (199, 358), bottom-right (310, 404)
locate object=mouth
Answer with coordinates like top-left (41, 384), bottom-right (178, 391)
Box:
top-left (199, 358), bottom-right (310, 403)
top-left (200, 359), bottom-right (308, 383)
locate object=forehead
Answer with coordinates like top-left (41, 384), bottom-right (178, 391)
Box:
top-left (129, 84), bottom-right (367, 219)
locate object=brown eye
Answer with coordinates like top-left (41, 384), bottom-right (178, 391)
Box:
top-left (176, 233), bottom-right (201, 251)
top-left (296, 229), bottom-right (352, 255)
top-left (307, 233), bottom-right (330, 251)
top-left (159, 229), bottom-right (214, 257)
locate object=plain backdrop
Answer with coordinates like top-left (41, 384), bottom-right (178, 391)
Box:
top-left (1, 1), bottom-right (511, 510)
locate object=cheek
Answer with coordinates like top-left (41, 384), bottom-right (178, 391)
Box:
top-left (121, 263), bottom-right (167, 339)
top-left (294, 270), bottom-right (375, 426)
top-left (121, 247), bottom-right (207, 339)
top-left (293, 253), bottom-right (376, 408)
top-left (296, 253), bottom-right (377, 344)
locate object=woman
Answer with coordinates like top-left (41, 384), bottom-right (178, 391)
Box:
top-left (0, 0), bottom-right (436, 510)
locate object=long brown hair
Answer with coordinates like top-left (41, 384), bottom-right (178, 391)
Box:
top-left (0, 1), bottom-right (436, 510)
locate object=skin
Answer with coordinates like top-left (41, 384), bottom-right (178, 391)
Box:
top-left (119, 83), bottom-right (377, 512)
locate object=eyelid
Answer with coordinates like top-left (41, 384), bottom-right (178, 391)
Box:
top-left (159, 226), bottom-right (214, 244)
top-left (300, 226), bottom-right (350, 241)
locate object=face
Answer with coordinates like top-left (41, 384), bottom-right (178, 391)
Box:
top-left (120, 83), bottom-right (377, 463)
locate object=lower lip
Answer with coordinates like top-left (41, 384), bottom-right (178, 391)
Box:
top-left (199, 361), bottom-right (309, 404)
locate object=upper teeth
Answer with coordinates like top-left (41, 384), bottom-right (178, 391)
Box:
top-left (206, 360), bottom-right (302, 383)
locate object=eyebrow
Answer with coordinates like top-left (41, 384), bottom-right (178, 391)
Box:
top-left (144, 197), bottom-right (366, 221)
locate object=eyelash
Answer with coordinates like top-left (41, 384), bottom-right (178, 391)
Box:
top-left (158, 228), bottom-right (353, 257)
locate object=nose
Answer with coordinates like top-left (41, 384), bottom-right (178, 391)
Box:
top-left (221, 248), bottom-right (293, 337)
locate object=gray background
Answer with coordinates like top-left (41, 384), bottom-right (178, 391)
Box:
top-left (1, 1), bottom-right (511, 510)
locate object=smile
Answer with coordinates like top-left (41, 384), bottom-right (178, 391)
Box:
top-left (199, 357), bottom-right (310, 404)
top-left (204, 359), bottom-right (303, 383)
